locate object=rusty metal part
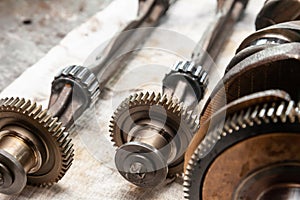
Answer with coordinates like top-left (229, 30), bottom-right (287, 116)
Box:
top-left (0, 98), bottom-right (74, 195)
top-left (201, 22), bottom-right (300, 125)
top-left (184, 21), bottom-right (300, 200)
top-left (255, 0), bottom-right (300, 30)
top-left (184, 90), bottom-right (292, 170)
top-left (110, 0), bottom-right (248, 187)
top-left (110, 92), bottom-right (197, 187)
top-left (184, 95), bottom-right (300, 199)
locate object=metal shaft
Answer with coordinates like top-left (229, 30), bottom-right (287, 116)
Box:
top-left (192, 0), bottom-right (248, 71)
top-left (48, 0), bottom-right (174, 130)
top-left (163, 0), bottom-right (248, 112)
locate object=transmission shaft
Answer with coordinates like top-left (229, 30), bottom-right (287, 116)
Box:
top-left (110, 0), bottom-right (248, 187)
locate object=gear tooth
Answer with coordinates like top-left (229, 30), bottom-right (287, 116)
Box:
top-left (9, 97), bottom-right (20, 108)
top-left (136, 92), bottom-right (144, 102)
top-left (268, 103), bottom-right (277, 123)
top-left (30, 105), bottom-right (43, 117)
top-left (149, 92), bottom-right (156, 102)
top-left (130, 93), bottom-right (137, 102)
top-left (69, 65), bottom-right (81, 76)
top-left (36, 110), bottom-right (49, 121)
top-left (230, 113), bottom-right (239, 131)
top-left (155, 93), bottom-right (161, 103)
top-left (260, 104), bottom-right (270, 123)
top-left (276, 102), bottom-right (285, 121)
top-left (25, 101), bottom-right (36, 113)
top-left (14, 98), bottom-right (25, 109)
top-left (47, 117), bottom-right (59, 128)
top-left (251, 105), bottom-right (261, 125)
top-left (286, 101), bottom-right (296, 123)
top-left (49, 121), bottom-right (62, 132)
top-left (5, 97), bottom-right (16, 106)
top-left (58, 133), bottom-right (69, 147)
top-left (161, 94), bottom-right (168, 105)
top-left (244, 107), bottom-right (254, 126)
top-left (143, 92), bottom-right (150, 102)
top-left (173, 103), bottom-right (181, 113)
top-left (20, 99), bottom-right (31, 111)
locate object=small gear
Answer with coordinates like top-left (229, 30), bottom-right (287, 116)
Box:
top-left (52, 65), bottom-right (100, 106)
top-left (0, 97), bottom-right (74, 194)
top-left (171, 61), bottom-right (208, 87)
top-left (109, 92), bottom-right (198, 185)
top-left (163, 61), bottom-right (208, 97)
top-left (184, 99), bottom-right (300, 200)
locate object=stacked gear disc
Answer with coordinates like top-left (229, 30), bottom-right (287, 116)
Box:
top-left (183, 4), bottom-right (300, 200)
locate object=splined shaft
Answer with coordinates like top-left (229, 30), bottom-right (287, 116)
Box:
top-left (110, 0), bottom-right (248, 188)
top-left (49, 0), bottom-right (174, 130)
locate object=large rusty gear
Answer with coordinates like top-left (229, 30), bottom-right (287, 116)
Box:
top-left (184, 93), bottom-right (300, 199)
top-left (0, 97), bottom-right (74, 194)
top-left (109, 92), bottom-right (198, 187)
top-left (200, 21), bottom-right (300, 126)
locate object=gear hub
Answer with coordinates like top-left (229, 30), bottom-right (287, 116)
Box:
top-left (0, 98), bottom-right (74, 195)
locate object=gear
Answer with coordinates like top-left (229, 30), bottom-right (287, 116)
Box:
top-left (201, 25), bottom-right (300, 125)
top-left (184, 98), bottom-right (300, 200)
top-left (53, 65), bottom-right (100, 106)
top-left (109, 92), bottom-right (198, 187)
top-left (0, 97), bottom-right (74, 194)
top-left (163, 61), bottom-right (208, 108)
top-left (171, 61), bottom-right (208, 87)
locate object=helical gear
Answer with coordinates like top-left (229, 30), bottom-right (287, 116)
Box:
top-left (109, 92), bottom-right (198, 179)
top-left (0, 97), bottom-right (74, 189)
